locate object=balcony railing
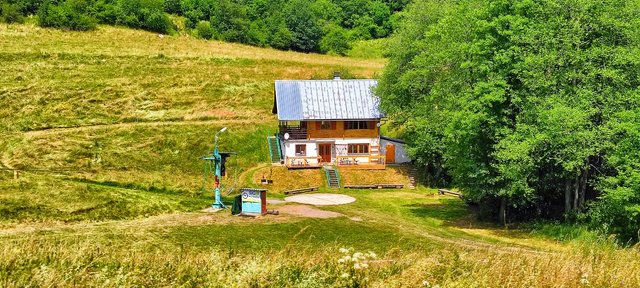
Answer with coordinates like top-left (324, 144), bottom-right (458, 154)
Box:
top-left (336, 155), bottom-right (386, 169)
top-left (285, 156), bottom-right (322, 168)
top-left (279, 125), bottom-right (308, 140)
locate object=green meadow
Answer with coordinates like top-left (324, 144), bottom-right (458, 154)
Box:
top-left (1, 24), bottom-right (639, 287)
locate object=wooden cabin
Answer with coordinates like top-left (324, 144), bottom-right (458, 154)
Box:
top-left (272, 76), bottom-right (388, 169)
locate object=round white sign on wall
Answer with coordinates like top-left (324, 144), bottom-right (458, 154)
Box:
top-left (284, 133), bottom-right (290, 140)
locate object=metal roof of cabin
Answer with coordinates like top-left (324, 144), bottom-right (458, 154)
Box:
top-left (273, 79), bottom-right (383, 121)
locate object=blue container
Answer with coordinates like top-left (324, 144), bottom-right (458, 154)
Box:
top-left (241, 188), bottom-right (267, 215)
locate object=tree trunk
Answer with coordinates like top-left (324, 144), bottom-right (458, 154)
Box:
top-left (578, 167), bottom-right (588, 210)
top-left (499, 197), bottom-right (507, 226)
top-left (565, 179), bottom-right (572, 215)
top-left (433, 164), bottom-right (442, 187)
top-left (573, 176), bottom-right (579, 210)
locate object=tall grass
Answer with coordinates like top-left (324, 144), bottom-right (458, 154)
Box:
top-left (1, 236), bottom-right (638, 287)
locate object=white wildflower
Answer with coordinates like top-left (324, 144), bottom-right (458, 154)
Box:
top-left (340, 273), bottom-right (350, 279)
top-left (422, 280), bottom-right (430, 287)
top-left (354, 263), bottom-right (361, 269)
top-left (580, 273), bottom-right (589, 285)
top-left (339, 248), bottom-right (350, 254)
top-left (361, 263), bottom-right (369, 269)
top-left (353, 252), bottom-right (364, 260)
top-left (367, 251), bottom-right (377, 259)
top-left (338, 258), bottom-right (345, 264)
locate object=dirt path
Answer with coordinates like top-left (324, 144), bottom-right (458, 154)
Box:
top-left (0, 204), bottom-right (556, 257)
top-left (23, 119), bottom-right (253, 138)
top-left (279, 205), bottom-right (344, 218)
top-left (0, 210), bottom-right (295, 237)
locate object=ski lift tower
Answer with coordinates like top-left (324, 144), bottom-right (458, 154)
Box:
top-left (201, 127), bottom-right (236, 209)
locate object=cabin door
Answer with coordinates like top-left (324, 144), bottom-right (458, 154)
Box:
top-left (318, 144), bottom-right (332, 163)
top-left (385, 144), bottom-right (395, 164)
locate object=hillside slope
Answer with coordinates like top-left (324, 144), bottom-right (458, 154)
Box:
top-left (1, 24), bottom-right (638, 287)
top-left (0, 23), bottom-right (383, 195)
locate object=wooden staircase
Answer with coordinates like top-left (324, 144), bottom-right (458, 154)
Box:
top-left (267, 136), bottom-right (282, 164)
top-left (370, 145), bottom-right (380, 156)
top-left (408, 166), bottom-right (418, 189)
top-left (325, 166), bottom-right (340, 189)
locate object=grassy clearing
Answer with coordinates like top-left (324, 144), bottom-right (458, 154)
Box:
top-left (340, 165), bottom-right (412, 186)
top-left (0, 23), bottom-right (382, 132)
top-left (2, 190), bottom-right (639, 287)
top-left (348, 39), bottom-right (388, 59)
top-left (250, 166), bottom-right (326, 193)
top-left (0, 174), bottom-right (209, 227)
top-left (1, 23), bottom-right (640, 287)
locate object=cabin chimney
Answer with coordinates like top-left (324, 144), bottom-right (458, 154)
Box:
top-left (333, 72), bottom-right (341, 80)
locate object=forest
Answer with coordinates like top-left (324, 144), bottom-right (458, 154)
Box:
top-left (0, 0), bottom-right (408, 55)
top-left (379, 0), bottom-right (640, 244)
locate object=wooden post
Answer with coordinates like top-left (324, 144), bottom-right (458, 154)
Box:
top-left (13, 170), bottom-right (18, 180)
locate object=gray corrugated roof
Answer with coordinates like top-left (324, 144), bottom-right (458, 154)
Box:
top-left (274, 79), bottom-right (383, 120)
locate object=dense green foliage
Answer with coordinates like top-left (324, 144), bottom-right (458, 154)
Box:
top-left (379, 0), bottom-right (640, 243)
top-left (0, 0), bottom-right (407, 54)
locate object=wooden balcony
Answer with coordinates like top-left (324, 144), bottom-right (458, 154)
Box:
top-left (336, 155), bottom-right (386, 170)
top-left (279, 125), bottom-right (307, 140)
top-left (285, 156), bottom-right (323, 169)
top-left (285, 155), bottom-right (386, 170)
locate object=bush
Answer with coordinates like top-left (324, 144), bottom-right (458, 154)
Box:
top-left (247, 21), bottom-right (268, 46)
top-left (285, 0), bottom-right (322, 52)
top-left (1, 3), bottom-right (25, 24)
top-left (37, 1), bottom-right (97, 31)
top-left (195, 20), bottom-right (213, 39)
top-left (144, 11), bottom-right (173, 34)
top-left (269, 25), bottom-right (292, 50)
top-left (320, 25), bottom-right (351, 55)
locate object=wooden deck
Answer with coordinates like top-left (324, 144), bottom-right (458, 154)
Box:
top-left (284, 155), bottom-right (386, 170)
top-left (337, 164), bottom-right (386, 170)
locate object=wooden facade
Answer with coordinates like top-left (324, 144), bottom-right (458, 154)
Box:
top-left (306, 121), bottom-right (379, 139)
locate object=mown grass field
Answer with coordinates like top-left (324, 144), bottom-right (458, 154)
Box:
top-left (1, 23), bottom-right (639, 287)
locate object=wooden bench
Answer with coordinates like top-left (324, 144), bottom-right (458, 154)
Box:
top-left (344, 184), bottom-right (404, 189)
top-left (284, 186), bottom-right (320, 195)
top-left (438, 189), bottom-right (464, 199)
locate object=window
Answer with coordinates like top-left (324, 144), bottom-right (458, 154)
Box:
top-left (320, 121), bottom-right (332, 130)
top-left (295, 144), bottom-right (306, 156)
top-left (345, 121), bottom-right (371, 130)
top-left (348, 144), bottom-right (369, 154)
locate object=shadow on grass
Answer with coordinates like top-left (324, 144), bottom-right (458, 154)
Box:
top-left (163, 218), bottom-right (438, 253)
top-left (404, 197), bottom-right (545, 241)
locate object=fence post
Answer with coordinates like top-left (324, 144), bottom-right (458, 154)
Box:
top-left (13, 170), bottom-right (18, 180)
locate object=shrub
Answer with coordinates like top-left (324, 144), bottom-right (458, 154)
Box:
top-left (320, 25), bottom-right (351, 55)
top-left (144, 11), bottom-right (173, 34)
top-left (247, 21), bottom-right (268, 46)
top-left (285, 0), bottom-right (322, 52)
top-left (37, 1), bottom-right (97, 31)
top-left (269, 25), bottom-right (292, 50)
top-left (163, 0), bottom-right (181, 14)
top-left (1, 3), bottom-right (25, 24)
top-left (195, 20), bottom-right (213, 39)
